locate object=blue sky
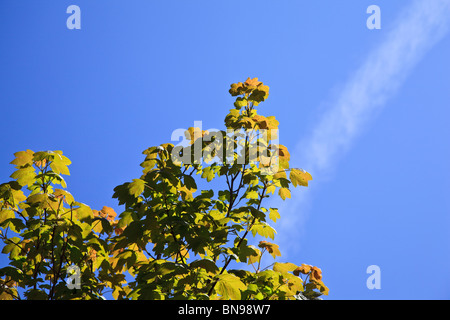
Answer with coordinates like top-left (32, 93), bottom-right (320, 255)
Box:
top-left (1, 0), bottom-right (449, 299)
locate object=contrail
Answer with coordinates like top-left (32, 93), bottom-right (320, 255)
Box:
top-left (273, 0), bottom-right (450, 256)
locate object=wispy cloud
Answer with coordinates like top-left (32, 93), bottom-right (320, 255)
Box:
top-left (274, 0), bottom-right (450, 255)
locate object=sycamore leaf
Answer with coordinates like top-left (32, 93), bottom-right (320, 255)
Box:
top-left (0, 209), bottom-right (15, 225)
top-left (10, 166), bottom-right (35, 186)
top-left (74, 203), bottom-right (94, 222)
top-left (53, 189), bottom-right (75, 205)
top-left (49, 159), bottom-right (70, 176)
top-left (190, 259), bottom-right (219, 274)
top-left (258, 241), bottom-right (281, 259)
top-left (273, 262), bottom-right (298, 273)
top-left (234, 97), bottom-right (247, 109)
top-left (10, 150), bottom-right (34, 167)
top-left (269, 208), bottom-right (280, 223)
top-left (278, 187), bottom-right (291, 200)
top-left (215, 273), bottom-right (247, 300)
top-left (293, 264), bottom-right (312, 276)
top-left (289, 168), bottom-right (312, 187)
top-left (94, 206), bottom-right (117, 222)
top-left (251, 222), bottom-right (276, 240)
top-left (245, 190), bottom-right (259, 200)
top-left (128, 179), bottom-right (145, 198)
top-left (201, 166), bottom-right (215, 182)
top-left (310, 266), bottom-right (323, 281)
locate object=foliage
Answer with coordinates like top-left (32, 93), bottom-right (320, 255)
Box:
top-left (0, 78), bottom-right (328, 300)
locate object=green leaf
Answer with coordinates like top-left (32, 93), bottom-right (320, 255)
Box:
top-left (100, 218), bottom-right (113, 234)
top-left (117, 211), bottom-right (134, 228)
top-left (190, 259), bottom-right (219, 274)
top-left (128, 179), bottom-right (145, 198)
top-left (74, 203), bottom-right (93, 222)
top-left (2, 237), bottom-right (21, 259)
top-left (246, 283), bottom-right (258, 293)
top-left (183, 174), bottom-right (197, 190)
top-left (201, 166), bottom-right (215, 182)
top-left (215, 273), bottom-right (247, 300)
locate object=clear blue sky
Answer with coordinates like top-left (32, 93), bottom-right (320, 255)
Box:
top-left (1, 0), bottom-right (449, 299)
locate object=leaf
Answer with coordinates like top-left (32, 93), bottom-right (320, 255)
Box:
top-left (293, 264), bottom-right (312, 276)
top-left (190, 259), bottom-right (219, 274)
top-left (117, 211), bottom-right (134, 228)
top-left (201, 166), bottom-right (215, 182)
top-left (0, 209), bottom-right (15, 225)
top-left (251, 222), bottom-right (276, 240)
top-left (53, 189), bottom-right (75, 205)
top-left (94, 206), bottom-right (117, 222)
top-left (244, 77), bottom-right (262, 88)
top-left (10, 150), bottom-right (34, 167)
top-left (128, 179), bottom-right (145, 198)
top-left (74, 203), bottom-right (94, 222)
top-left (278, 187), bottom-right (291, 200)
top-left (289, 168), bottom-right (313, 187)
top-left (234, 97), bottom-right (247, 109)
top-left (10, 166), bottom-right (36, 186)
top-left (310, 266), bottom-right (323, 281)
top-left (183, 174), bottom-right (197, 190)
top-left (245, 190), bottom-right (259, 200)
top-left (215, 273), bottom-right (247, 300)
top-left (247, 247), bottom-right (261, 265)
top-left (269, 208), bottom-right (280, 223)
top-left (258, 241), bottom-right (281, 259)
top-left (2, 237), bottom-right (21, 259)
top-left (273, 262), bottom-right (298, 273)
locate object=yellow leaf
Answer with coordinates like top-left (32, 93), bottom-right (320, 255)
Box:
top-left (10, 150), bottom-right (34, 167)
top-left (247, 247), bottom-right (261, 265)
top-left (278, 188), bottom-right (291, 200)
top-left (289, 168), bottom-right (313, 187)
top-left (215, 274), bottom-right (247, 300)
top-left (268, 208), bottom-right (280, 222)
top-left (273, 262), bottom-right (298, 273)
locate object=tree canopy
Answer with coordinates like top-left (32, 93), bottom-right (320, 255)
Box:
top-left (0, 78), bottom-right (328, 300)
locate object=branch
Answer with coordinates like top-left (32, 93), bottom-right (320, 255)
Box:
top-left (208, 182), bottom-right (268, 296)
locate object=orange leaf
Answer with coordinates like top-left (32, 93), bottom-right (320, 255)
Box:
top-left (293, 264), bottom-right (312, 276)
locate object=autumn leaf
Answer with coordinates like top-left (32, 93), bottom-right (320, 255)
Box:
top-left (10, 150), bottom-right (34, 167)
top-left (269, 208), bottom-right (280, 223)
top-left (244, 77), bottom-right (262, 87)
top-left (258, 241), bottom-right (281, 259)
top-left (94, 206), bottom-right (117, 222)
top-left (278, 187), bottom-right (291, 200)
top-left (215, 273), bottom-right (247, 300)
top-left (293, 264), bottom-right (312, 276)
top-left (273, 262), bottom-right (298, 273)
top-left (290, 168), bottom-right (313, 187)
top-left (310, 266), bottom-right (323, 281)
top-left (128, 179), bottom-right (145, 198)
top-left (229, 82), bottom-right (245, 96)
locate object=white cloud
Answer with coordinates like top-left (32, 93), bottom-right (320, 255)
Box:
top-left (274, 0), bottom-right (450, 256)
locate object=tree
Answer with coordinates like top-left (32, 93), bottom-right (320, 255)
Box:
top-left (0, 78), bottom-right (328, 300)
